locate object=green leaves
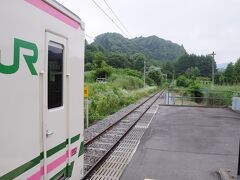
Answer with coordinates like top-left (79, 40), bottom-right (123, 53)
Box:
top-left (234, 59), bottom-right (240, 82)
top-left (92, 33), bottom-right (186, 62)
top-left (85, 82), bottom-right (157, 125)
top-left (175, 54), bottom-right (216, 78)
top-left (176, 75), bottom-right (190, 87)
top-left (147, 66), bottom-right (163, 86)
top-left (185, 67), bottom-right (200, 79)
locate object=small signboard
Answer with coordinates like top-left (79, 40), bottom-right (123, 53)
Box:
top-left (84, 86), bottom-right (89, 98)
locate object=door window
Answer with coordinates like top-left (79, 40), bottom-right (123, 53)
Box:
top-left (48, 41), bottom-right (64, 109)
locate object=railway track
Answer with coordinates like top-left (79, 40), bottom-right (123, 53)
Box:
top-left (82, 90), bottom-right (164, 179)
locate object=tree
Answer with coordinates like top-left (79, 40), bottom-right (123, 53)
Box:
top-left (185, 67), bottom-right (200, 79)
top-left (132, 53), bottom-right (146, 71)
top-left (175, 54), bottom-right (216, 78)
top-left (147, 66), bottom-right (163, 86)
top-left (85, 63), bottom-right (93, 71)
top-left (94, 66), bottom-right (112, 79)
top-left (162, 61), bottom-right (174, 80)
top-left (85, 44), bottom-right (101, 64)
top-left (93, 32), bottom-right (186, 62)
top-left (176, 75), bottom-right (189, 87)
top-left (224, 62), bottom-right (234, 84)
top-left (196, 55), bottom-right (215, 77)
top-left (93, 52), bottom-right (107, 69)
top-left (234, 58), bottom-right (240, 83)
top-left (106, 54), bottom-right (131, 68)
top-left (215, 71), bottom-right (225, 85)
top-left (175, 54), bottom-right (197, 75)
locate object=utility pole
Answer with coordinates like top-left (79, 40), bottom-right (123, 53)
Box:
top-left (144, 60), bottom-right (146, 88)
top-left (172, 71), bottom-right (175, 82)
top-left (208, 52), bottom-right (216, 88)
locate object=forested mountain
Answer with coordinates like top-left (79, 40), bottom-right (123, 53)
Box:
top-left (92, 33), bottom-right (186, 62)
top-left (85, 32), bottom-right (231, 84)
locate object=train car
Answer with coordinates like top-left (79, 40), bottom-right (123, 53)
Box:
top-left (0, 0), bottom-right (85, 179)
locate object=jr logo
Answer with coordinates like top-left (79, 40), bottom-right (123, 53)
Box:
top-left (0, 38), bottom-right (38, 75)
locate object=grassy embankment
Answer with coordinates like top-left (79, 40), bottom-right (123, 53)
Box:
top-left (84, 69), bottom-right (159, 126)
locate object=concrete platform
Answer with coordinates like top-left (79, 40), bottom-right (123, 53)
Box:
top-left (120, 106), bottom-right (240, 180)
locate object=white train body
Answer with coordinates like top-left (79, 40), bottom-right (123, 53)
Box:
top-left (0, 0), bottom-right (85, 179)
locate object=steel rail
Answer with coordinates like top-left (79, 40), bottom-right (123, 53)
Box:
top-left (82, 89), bottom-right (164, 179)
top-left (85, 90), bottom-right (162, 146)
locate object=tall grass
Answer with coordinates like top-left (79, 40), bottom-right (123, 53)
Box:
top-left (108, 74), bottom-right (144, 90)
top-left (84, 71), bottom-right (95, 83)
top-left (211, 85), bottom-right (240, 93)
top-left (85, 83), bottom-right (158, 125)
top-left (84, 70), bottom-right (159, 126)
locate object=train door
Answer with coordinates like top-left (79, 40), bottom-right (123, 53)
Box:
top-left (43, 32), bottom-right (68, 179)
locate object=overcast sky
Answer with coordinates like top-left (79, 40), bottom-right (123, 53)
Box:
top-left (57, 0), bottom-right (240, 64)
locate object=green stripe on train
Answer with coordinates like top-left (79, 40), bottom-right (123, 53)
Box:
top-left (48, 134), bottom-right (80, 157)
top-left (78, 141), bottom-right (84, 157)
top-left (71, 134), bottom-right (80, 144)
top-left (0, 134), bottom-right (80, 180)
top-left (0, 156), bottom-right (40, 180)
top-left (47, 140), bottom-right (68, 158)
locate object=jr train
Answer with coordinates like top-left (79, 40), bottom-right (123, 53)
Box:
top-left (0, 0), bottom-right (85, 179)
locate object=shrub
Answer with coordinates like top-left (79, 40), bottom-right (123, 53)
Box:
top-left (116, 68), bottom-right (143, 79)
top-left (188, 83), bottom-right (204, 103)
top-left (147, 66), bottom-right (163, 86)
top-left (94, 66), bottom-right (112, 80)
top-left (85, 63), bottom-right (93, 71)
top-left (176, 75), bottom-right (189, 87)
top-left (146, 77), bottom-right (155, 86)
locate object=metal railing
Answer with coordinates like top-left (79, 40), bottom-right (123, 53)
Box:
top-left (163, 88), bottom-right (237, 107)
top-left (96, 78), bottom-right (107, 83)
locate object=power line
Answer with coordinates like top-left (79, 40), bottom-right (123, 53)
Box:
top-left (90, 0), bottom-right (129, 38)
top-left (91, 0), bottom-right (128, 37)
top-left (85, 33), bottom-right (95, 41)
top-left (102, 0), bottom-right (132, 38)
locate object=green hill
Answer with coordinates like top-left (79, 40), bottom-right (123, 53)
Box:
top-left (92, 32), bottom-right (186, 61)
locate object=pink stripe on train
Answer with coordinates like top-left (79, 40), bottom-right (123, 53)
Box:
top-left (27, 167), bottom-right (44, 180)
top-left (47, 151), bottom-right (69, 173)
top-left (25, 0), bottom-right (80, 29)
top-left (28, 147), bottom-right (77, 180)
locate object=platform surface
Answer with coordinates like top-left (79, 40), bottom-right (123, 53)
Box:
top-left (120, 106), bottom-right (240, 180)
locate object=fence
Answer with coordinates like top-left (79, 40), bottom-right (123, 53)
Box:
top-left (96, 78), bottom-right (107, 83)
top-left (164, 88), bottom-right (239, 107)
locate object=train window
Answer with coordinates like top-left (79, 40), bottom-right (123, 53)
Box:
top-left (48, 41), bottom-right (64, 109)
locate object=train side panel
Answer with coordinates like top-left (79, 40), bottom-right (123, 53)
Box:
top-left (0, 0), bottom-right (84, 179)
